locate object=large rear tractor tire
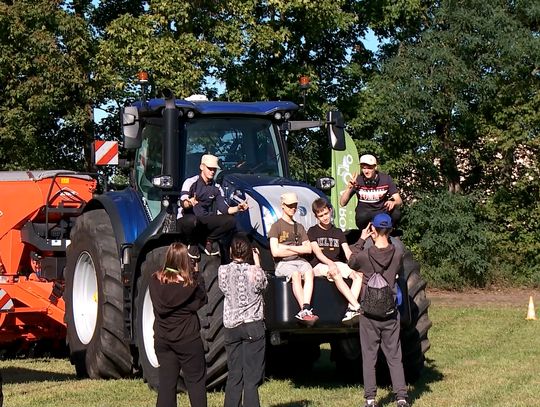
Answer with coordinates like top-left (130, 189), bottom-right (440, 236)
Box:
top-left (198, 254), bottom-right (228, 389)
top-left (64, 209), bottom-right (132, 379)
top-left (400, 250), bottom-right (432, 383)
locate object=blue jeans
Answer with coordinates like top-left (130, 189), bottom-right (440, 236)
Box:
top-left (224, 320), bottom-right (266, 407)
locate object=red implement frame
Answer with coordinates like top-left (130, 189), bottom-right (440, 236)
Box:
top-left (0, 170), bottom-right (96, 348)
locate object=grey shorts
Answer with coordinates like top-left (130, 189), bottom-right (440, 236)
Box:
top-left (275, 259), bottom-right (313, 282)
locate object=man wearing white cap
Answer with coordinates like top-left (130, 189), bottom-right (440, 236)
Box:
top-left (339, 154), bottom-right (402, 231)
top-left (178, 154), bottom-right (248, 259)
top-left (268, 192), bottom-right (319, 326)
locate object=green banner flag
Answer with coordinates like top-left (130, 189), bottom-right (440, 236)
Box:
top-left (331, 131), bottom-right (359, 231)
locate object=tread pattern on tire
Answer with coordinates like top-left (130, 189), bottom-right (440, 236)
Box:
top-left (198, 255), bottom-right (228, 389)
top-left (65, 209), bottom-right (132, 379)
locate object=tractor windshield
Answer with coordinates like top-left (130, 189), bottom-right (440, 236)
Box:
top-left (184, 117), bottom-right (284, 179)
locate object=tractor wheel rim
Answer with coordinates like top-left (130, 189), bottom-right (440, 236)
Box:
top-left (142, 288), bottom-right (159, 368)
top-left (73, 251), bottom-right (98, 345)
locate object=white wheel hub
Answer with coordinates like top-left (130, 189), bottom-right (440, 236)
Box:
top-left (142, 288), bottom-right (159, 368)
top-left (73, 251), bottom-right (98, 345)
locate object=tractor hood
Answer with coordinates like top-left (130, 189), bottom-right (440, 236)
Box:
top-left (219, 173), bottom-right (325, 245)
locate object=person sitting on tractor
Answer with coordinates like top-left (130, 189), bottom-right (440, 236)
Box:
top-left (268, 192), bottom-right (319, 326)
top-left (339, 154), bottom-right (402, 231)
top-left (177, 154), bottom-right (248, 261)
top-left (307, 198), bottom-right (363, 325)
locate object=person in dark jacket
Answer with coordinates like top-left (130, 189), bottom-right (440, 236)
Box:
top-left (177, 154), bottom-right (248, 261)
top-left (348, 213), bottom-right (410, 407)
top-left (149, 242), bottom-right (208, 407)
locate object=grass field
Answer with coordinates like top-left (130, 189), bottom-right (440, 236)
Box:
top-left (2, 302), bottom-right (540, 407)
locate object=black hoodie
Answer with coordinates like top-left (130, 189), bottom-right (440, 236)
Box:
top-left (149, 273), bottom-right (207, 345)
top-left (348, 239), bottom-right (403, 296)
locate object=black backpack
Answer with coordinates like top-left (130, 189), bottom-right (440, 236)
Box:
top-left (360, 256), bottom-right (396, 320)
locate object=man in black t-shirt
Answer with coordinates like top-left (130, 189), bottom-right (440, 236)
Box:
top-left (339, 154), bottom-right (402, 230)
top-left (307, 198), bottom-right (363, 325)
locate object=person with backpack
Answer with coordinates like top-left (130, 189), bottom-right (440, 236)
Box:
top-left (348, 213), bottom-right (410, 407)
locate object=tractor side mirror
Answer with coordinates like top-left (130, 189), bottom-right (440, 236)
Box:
top-left (121, 106), bottom-right (142, 149)
top-left (327, 111), bottom-right (345, 151)
top-left (316, 177), bottom-right (336, 191)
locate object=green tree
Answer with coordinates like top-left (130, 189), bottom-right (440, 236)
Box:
top-left (350, 0), bottom-right (539, 198)
top-left (0, 0), bottom-right (94, 170)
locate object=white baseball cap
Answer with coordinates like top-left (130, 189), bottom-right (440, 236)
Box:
top-left (200, 154), bottom-right (220, 168)
top-left (360, 154), bottom-right (377, 166)
top-left (281, 192), bottom-right (299, 205)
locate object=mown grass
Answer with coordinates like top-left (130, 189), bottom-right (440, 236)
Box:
top-left (2, 302), bottom-right (540, 407)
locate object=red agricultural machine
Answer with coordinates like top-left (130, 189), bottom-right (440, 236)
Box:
top-left (0, 170), bottom-right (96, 356)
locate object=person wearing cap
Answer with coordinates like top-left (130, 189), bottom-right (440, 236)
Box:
top-left (178, 154), bottom-right (249, 260)
top-left (268, 192), bottom-right (319, 326)
top-left (348, 213), bottom-right (410, 407)
top-left (339, 154), bottom-right (402, 231)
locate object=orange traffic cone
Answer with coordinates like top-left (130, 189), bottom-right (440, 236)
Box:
top-left (526, 296), bottom-right (537, 320)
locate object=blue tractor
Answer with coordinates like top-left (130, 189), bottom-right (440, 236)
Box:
top-left (63, 92), bottom-right (431, 389)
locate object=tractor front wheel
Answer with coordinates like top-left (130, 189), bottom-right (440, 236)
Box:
top-left (64, 209), bottom-right (132, 379)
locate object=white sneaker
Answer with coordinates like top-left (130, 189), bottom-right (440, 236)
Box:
top-left (342, 307), bottom-right (360, 325)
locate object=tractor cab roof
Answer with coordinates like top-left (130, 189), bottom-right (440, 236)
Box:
top-left (131, 99), bottom-right (299, 117)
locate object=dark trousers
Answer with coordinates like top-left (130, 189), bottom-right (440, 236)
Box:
top-left (177, 214), bottom-right (236, 244)
top-left (355, 207), bottom-right (401, 231)
top-left (155, 337), bottom-right (207, 407)
top-left (224, 321), bottom-right (266, 407)
top-left (359, 313), bottom-right (407, 400)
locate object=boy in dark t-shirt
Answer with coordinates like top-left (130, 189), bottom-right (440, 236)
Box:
top-left (308, 198), bottom-right (363, 325)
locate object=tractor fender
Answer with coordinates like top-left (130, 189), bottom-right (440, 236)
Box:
top-left (83, 189), bottom-right (150, 255)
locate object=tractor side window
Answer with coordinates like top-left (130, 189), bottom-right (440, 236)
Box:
top-left (135, 124), bottom-right (162, 219)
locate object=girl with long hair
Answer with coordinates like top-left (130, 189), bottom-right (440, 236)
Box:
top-left (149, 242), bottom-right (207, 407)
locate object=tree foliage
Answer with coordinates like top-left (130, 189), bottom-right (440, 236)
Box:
top-left (0, 0), bottom-right (539, 286)
top-left (0, 0), bottom-right (95, 170)
top-left (402, 191), bottom-right (492, 288)
top-left (351, 0), bottom-right (540, 198)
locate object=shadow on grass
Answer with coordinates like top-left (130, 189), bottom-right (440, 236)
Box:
top-left (1, 362), bottom-right (76, 384)
top-left (269, 401), bottom-right (313, 407)
top-left (268, 349), bottom-right (443, 403)
top-left (376, 357), bottom-right (444, 406)
top-left (267, 348), bottom-right (354, 391)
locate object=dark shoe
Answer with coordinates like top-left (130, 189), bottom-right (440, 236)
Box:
top-left (187, 245), bottom-right (200, 261)
top-left (203, 240), bottom-right (220, 256)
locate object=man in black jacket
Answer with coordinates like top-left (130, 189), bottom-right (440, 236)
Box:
top-left (348, 213), bottom-right (409, 407)
top-left (177, 154), bottom-right (248, 260)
